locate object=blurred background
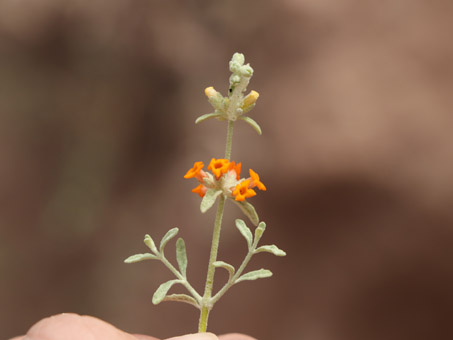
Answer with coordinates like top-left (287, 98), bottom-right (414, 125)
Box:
top-left (1, 0), bottom-right (453, 339)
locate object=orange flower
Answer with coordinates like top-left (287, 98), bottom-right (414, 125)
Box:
top-left (192, 184), bottom-right (207, 198)
top-left (208, 158), bottom-right (230, 179)
top-left (228, 161), bottom-right (242, 180)
top-left (232, 180), bottom-right (257, 201)
top-left (249, 169), bottom-right (266, 191)
top-left (184, 161), bottom-right (205, 180)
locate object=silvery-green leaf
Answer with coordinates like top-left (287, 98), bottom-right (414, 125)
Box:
top-left (232, 200), bottom-right (259, 226)
top-left (124, 253), bottom-right (158, 264)
top-left (144, 234), bottom-right (158, 254)
top-left (159, 227), bottom-right (179, 252)
top-left (254, 221), bottom-right (266, 243)
top-left (200, 189), bottom-right (222, 213)
top-left (195, 113), bottom-right (221, 124)
top-left (152, 279), bottom-right (181, 305)
top-left (176, 238), bottom-right (188, 277)
top-left (235, 219), bottom-right (253, 249)
top-left (213, 261), bottom-right (235, 282)
top-left (236, 269), bottom-right (273, 283)
top-left (239, 116), bottom-right (262, 135)
top-left (162, 294), bottom-right (199, 308)
top-left (255, 245), bottom-right (286, 257)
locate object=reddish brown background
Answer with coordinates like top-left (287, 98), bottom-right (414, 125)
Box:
top-left (1, 0), bottom-right (453, 339)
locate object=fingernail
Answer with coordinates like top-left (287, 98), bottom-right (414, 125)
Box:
top-left (166, 333), bottom-right (218, 340)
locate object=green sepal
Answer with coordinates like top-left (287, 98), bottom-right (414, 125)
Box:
top-left (255, 245), bottom-right (286, 257)
top-left (232, 200), bottom-right (259, 226)
top-left (159, 227), bottom-right (179, 252)
top-left (176, 238), bottom-right (188, 277)
top-left (236, 269), bottom-right (273, 283)
top-left (239, 116), bottom-right (262, 135)
top-left (213, 261), bottom-right (235, 282)
top-left (195, 112), bottom-right (222, 124)
top-left (124, 253), bottom-right (158, 264)
top-left (235, 219), bottom-right (253, 249)
top-left (152, 279), bottom-right (181, 305)
top-left (201, 189), bottom-right (223, 213)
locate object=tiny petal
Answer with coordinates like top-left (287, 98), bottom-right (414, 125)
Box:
top-left (233, 180), bottom-right (257, 201)
top-left (192, 184), bottom-right (208, 198)
top-left (184, 161), bottom-right (204, 179)
top-left (249, 169), bottom-right (266, 191)
top-left (208, 158), bottom-right (230, 179)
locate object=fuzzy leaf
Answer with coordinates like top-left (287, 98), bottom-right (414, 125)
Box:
top-left (176, 238), bottom-right (188, 277)
top-left (200, 189), bottom-right (222, 213)
top-left (254, 221), bottom-right (266, 243)
top-left (236, 269), bottom-right (273, 283)
top-left (195, 113), bottom-right (221, 124)
top-left (239, 116), bottom-right (262, 135)
top-left (213, 261), bottom-right (235, 282)
top-left (162, 294), bottom-right (199, 308)
top-left (152, 279), bottom-right (181, 305)
top-left (144, 234), bottom-right (158, 254)
top-left (235, 219), bottom-right (253, 249)
top-left (255, 245), bottom-right (286, 257)
top-left (232, 200), bottom-right (259, 226)
top-left (124, 253), bottom-right (158, 264)
top-left (159, 227), bottom-right (179, 252)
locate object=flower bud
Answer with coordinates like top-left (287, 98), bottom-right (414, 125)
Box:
top-left (241, 90), bottom-right (259, 112)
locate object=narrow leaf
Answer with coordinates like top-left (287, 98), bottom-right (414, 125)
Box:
top-left (200, 189), bottom-right (222, 213)
top-left (144, 234), bottom-right (158, 254)
top-left (176, 238), bottom-right (188, 277)
top-left (235, 219), bottom-right (253, 249)
top-left (152, 279), bottom-right (180, 305)
top-left (232, 200), bottom-right (259, 226)
top-left (213, 261), bottom-right (235, 282)
top-left (124, 253), bottom-right (158, 264)
top-left (254, 221), bottom-right (266, 243)
top-left (239, 116), bottom-right (262, 135)
top-left (236, 269), bottom-right (273, 283)
top-left (195, 113), bottom-right (221, 124)
top-left (162, 294), bottom-right (199, 308)
top-left (255, 245), bottom-right (286, 257)
top-left (160, 227), bottom-right (179, 252)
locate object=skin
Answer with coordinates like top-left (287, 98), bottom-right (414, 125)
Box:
top-left (9, 314), bottom-right (256, 340)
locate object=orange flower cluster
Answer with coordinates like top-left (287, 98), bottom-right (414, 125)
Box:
top-left (184, 158), bottom-right (266, 201)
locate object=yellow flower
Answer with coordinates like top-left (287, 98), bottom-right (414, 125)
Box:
top-left (249, 169), bottom-right (266, 191)
top-left (232, 180), bottom-right (257, 201)
top-left (204, 86), bottom-right (218, 99)
top-left (241, 90), bottom-right (259, 110)
top-left (184, 161), bottom-right (205, 181)
top-left (208, 158), bottom-right (230, 179)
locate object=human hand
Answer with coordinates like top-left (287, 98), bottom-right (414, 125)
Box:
top-left (9, 313), bottom-right (256, 340)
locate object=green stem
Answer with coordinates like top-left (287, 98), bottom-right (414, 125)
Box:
top-left (225, 120), bottom-right (234, 161)
top-left (198, 121), bottom-right (235, 332)
top-left (198, 195), bottom-right (226, 332)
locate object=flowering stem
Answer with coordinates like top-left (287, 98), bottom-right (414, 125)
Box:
top-left (199, 195), bottom-right (226, 332)
top-left (225, 120), bottom-right (234, 161)
top-left (199, 119), bottom-right (235, 332)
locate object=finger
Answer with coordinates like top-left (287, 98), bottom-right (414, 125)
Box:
top-left (22, 313), bottom-right (142, 340)
top-left (133, 335), bottom-right (160, 340)
top-left (219, 334), bottom-right (257, 340)
top-left (166, 333), bottom-right (218, 340)
top-left (8, 337), bottom-right (25, 340)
